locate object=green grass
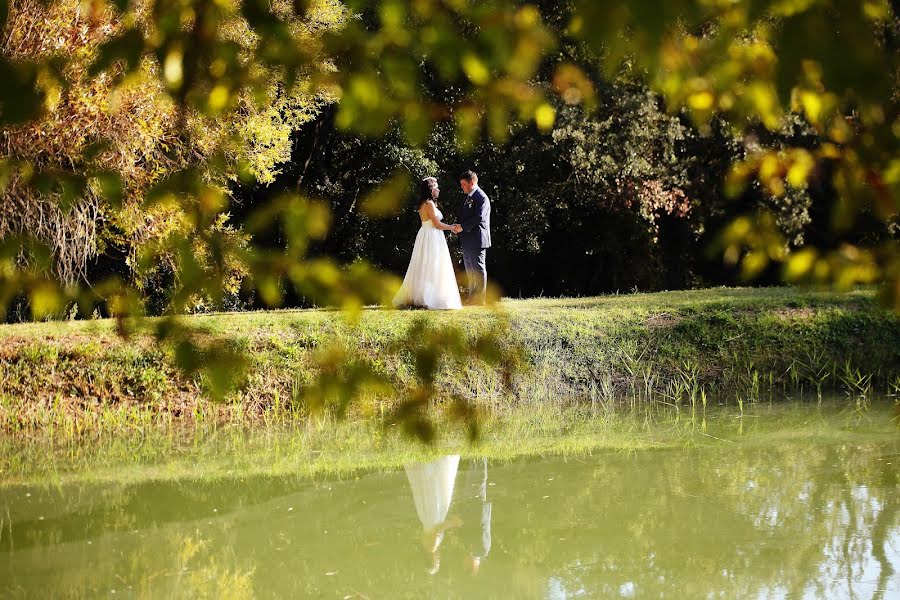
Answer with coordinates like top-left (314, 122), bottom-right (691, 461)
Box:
top-left (2, 400), bottom-right (897, 488)
top-left (0, 286), bottom-right (898, 448)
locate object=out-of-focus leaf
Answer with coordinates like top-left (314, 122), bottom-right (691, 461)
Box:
top-left (383, 391), bottom-right (435, 443)
top-left (403, 102), bottom-right (433, 146)
top-left (360, 172), bottom-right (412, 217)
top-left (241, 0), bottom-right (281, 31)
top-left (145, 169), bottom-right (200, 205)
top-left (31, 171), bottom-right (88, 212)
top-left (0, 236), bottom-right (52, 271)
top-left (89, 28), bottom-right (145, 76)
top-left (448, 395), bottom-right (481, 442)
top-left (534, 103), bottom-right (555, 131)
top-left (292, 0), bottom-right (311, 17)
top-left (462, 53), bottom-right (491, 85)
top-left (0, 59), bottom-right (44, 125)
top-left (454, 105), bottom-right (481, 151)
top-left (94, 172), bottom-right (124, 207)
top-left (29, 279), bottom-right (64, 320)
top-left (552, 63), bottom-right (596, 107)
top-left (0, 1), bottom-right (8, 37)
top-left (783, 248), bottom-right (818, 282)
top-left (283, 196), bottom-right (331, 254)
top-left (256, 274), bottom-right (283, 307)
top-left (158, 320), bottom-right (249, 402)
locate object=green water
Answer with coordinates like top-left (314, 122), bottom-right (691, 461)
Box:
top-left (2, 406), bottom-right (899, 598)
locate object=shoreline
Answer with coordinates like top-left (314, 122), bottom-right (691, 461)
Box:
top-left (1, 286), bottom-right (898, 446)
top-left (2, 400), bottom-right (897, 488)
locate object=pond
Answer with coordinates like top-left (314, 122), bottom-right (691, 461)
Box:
top-left (2, 404), bottom-right (899, 599)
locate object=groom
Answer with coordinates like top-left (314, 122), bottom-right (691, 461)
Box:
top-left (451, 170), bottom-right (491, 305)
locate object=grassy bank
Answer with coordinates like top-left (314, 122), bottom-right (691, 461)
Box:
top-left (3, 401), bottom-right (898, 487)
top-left (1, 286), bottom-right (898, 447)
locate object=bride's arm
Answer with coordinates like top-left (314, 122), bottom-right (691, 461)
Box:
top-left (424, 201), bottom-right (454, 231)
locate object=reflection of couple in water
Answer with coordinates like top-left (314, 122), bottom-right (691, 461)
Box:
top-left (403, 455), bottom-right (492, 576)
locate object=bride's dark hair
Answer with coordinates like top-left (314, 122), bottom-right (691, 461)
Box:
top-left (416, 177), bottom-right (438, 208)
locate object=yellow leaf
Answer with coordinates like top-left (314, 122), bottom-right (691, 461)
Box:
top-left (759, 153), bottom-right (780, 183)
top-left (208, 85), bottom-right (230, 113)
top-left (515, 5), bottom-right (540, 28)
top-left (882, 159), bottom-right (900, 185)
top-left (799, 91), bottom-right (822, 124)
top-left (747, 82), bottom-right (780, 129)
top-left (741, 251), bottom-right (769, 280)
top-left (360, 172), bottom-right (412, 217)
top-left (724, 216), bottom-right (752, 242)
top-left (725, 163), bottom-right (751, 198)
top-left (30, 281), bottom-right (63, 319)
top-left (350, 75), bottom-right (381, 109)
top-left (462, 54), bottom-right (490, 85)
top-left (164, 47), bottom-right (184, 89)
top-left (687, 91), bottom-right (715, 110)
top-left (783, 248), bottom-right (817, 281)
top-left (862, 0), bottom-right (890, 20)
top-left (786, 150), bottom-right (814, 187)
top-left (534, 103), bottom-right (556, 131)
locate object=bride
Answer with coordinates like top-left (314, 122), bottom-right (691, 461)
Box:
top-left (392, 177), bottom-right (463, 310)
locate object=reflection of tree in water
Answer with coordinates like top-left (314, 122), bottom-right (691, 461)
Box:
top-left (1, 439), bottom-right (898, 598)
top-left (0, 475), bottom-right (296, 597)
top-left (506, 442), bottom-right (900, 599)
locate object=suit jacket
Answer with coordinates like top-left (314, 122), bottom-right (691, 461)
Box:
top-left (458, 187), bottom-right (491, 251)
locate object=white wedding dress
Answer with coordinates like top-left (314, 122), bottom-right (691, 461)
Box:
top-left (404, 455), bottom-right (461, 533)
top-left (392, 207), bottom-right (462, 310)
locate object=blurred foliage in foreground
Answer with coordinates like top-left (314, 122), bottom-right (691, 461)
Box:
top-left (1, 0), bottom-right (898, 434)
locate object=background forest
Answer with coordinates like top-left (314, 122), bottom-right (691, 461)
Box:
top-left (4, 0), bottom-right (898, 319)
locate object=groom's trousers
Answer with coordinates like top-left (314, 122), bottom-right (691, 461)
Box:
top-left (462, 247), bottom-right (487, 304)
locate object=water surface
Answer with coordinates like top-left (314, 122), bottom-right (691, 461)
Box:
top-left (2, 408), bottom-right (899, 598)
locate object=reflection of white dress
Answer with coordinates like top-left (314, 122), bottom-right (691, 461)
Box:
top-left (404, 455), bottom-right (460, 531)
top-left (392, 207), bottom-right (463, 310)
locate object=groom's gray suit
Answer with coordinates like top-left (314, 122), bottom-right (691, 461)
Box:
top-left (458, 186), bottom-right (491, 304)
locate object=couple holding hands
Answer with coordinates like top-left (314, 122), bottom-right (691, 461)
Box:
top-left (392, 170), bottom-right (492, 310)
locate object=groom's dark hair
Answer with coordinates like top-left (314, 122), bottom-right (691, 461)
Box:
top-left (459, 170), bottom-right (477, 182)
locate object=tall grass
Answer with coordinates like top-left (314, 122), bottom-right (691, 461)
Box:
top-left (0, 287), bottom-right (897, 450)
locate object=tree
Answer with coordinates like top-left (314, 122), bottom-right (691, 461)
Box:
top-left (1, 0), bottom-right (343, 312)
top-left (0, 0), bottom-right (897, 427)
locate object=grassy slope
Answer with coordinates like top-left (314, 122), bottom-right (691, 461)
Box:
top-left (2, 286), bottom-right (899, 484)
top-left (0, 286), bottom-right (898, 434)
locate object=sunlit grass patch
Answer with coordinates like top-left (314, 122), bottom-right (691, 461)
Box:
top-left (0, 286), bottom-right (897, 456)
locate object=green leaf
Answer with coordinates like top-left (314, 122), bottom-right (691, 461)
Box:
top-left (0, 59), bottom-right (44, 125)
top-left (360, 172), bottom-right (412, 217)
top-left (241, 0), bottom-right (282, 32)
top-left (145, 168), bottom-right (201, 205)
top-left (0, 1), bottom-right (8, 38)
top-left (31, 171), bottom-right (88, 211)
top-left (94, 172), bottom-right (124, 207)
top-left (747, 0), bottom-right (773, 21)
top-left (89, 27), bottom-right (145, 76)
top-left (29, 280), bottom-right (64, 320)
